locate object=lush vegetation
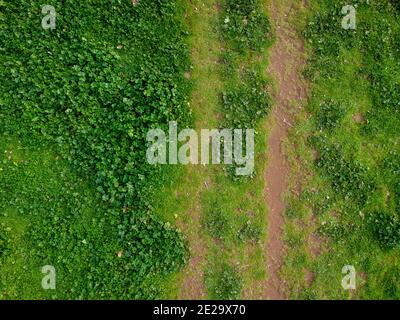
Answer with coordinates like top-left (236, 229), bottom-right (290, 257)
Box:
top-left (4, 0), bottom-right (396, 301)
top-left (0, 0), bottom-right (191, 299)
top-left (205, 263), bottom-right (242, 300)
top-left (283, 0), bottom-right (400, 299)
top-left (200, 0), bottom-right (272, 299)
top-left (154, 0), bottom-right (273, 300)
top-left (220, 0), bottom-right (272, 131)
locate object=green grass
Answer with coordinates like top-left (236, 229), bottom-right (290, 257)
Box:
top-left (282, 0), bottom-right (400, 299)
top-left (151, 0), bottom-right (224, 299)
top-left (205, 262), bottom-right (243, 300)
top-left (0, 135), bottom-right (188, 299)
top-left (4, 0), bottom-right (397, 301)
top-left (155, 0), bottom-right (273, 299)
top-left (201, 0), bottom-right (272, 299)
top-left (0, 0), bottom-right (191, 299)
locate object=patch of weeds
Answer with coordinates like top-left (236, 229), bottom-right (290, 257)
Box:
top-left (0, 225), bottom-right (10, 259)
top-left (0, 0), bottom-right (191, 298)
top-left (316, 144), bottom-right (375, 206)
top-left (221, 70), bottom-right (271, 180)
top-left (221, 0), bottom-right (271, 53)
top-left (285, 227), bottom-right (303, 250)
top-left (315, 100), bottom-right (346, 131)
top-left (318, 221), bottom-right (348, 241)
top-left (202, 201), bottom-right (232, 241)
top-left (222, 70), bottom-right (271, 129)
top-left (367, 212), bottom-right (400, 249)
top-left (283, 0), bottom-right (400, 299)
top-left (205, 262), bottom-right (243, 300)
top-left (299, 287), bottom-right (318, 300)
top-left (285, 206), bottom-right (298, 219)
top-left (381, 266), bottom-right (400, 299)
top-left (237, 221), bottom-right (261, 243)
top-left (219, 51), bottom-right (237, 78)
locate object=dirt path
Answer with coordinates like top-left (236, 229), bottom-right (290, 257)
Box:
top-left (178, 186), bottom-right (207, 299)
top-left (263, 0), bottom-right (308, 299)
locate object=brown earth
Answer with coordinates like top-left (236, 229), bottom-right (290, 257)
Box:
top-left (178, 198), bottom-right (207, 299)
top-left (263, 0), bottom-right (308, 300)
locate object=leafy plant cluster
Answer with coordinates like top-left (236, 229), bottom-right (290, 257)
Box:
top-left (205, 263), bottom-right (243, 300)
top-left (203, 202), bottom-right (232, 241)
top-left (222, 70), bottom-right (271, 129)
top-left (219, 0), bottom-right (272, 179)
top-left (237, 220), bottom-right (261, 242)
top-left (306, 0), bottom-right (400, 133)
top-left (0, 0), bottom-right (191, 298)
top-left (1, 0), bottom-right (191, 205)
top-left (305, 0), bottom-right (400, 249)
top-left (219, 0), bottom-right (272, 131)
top-left (0, 140), bottom-right (187, 298)
top-left (0, 225), bottom-right (10, 259)
top-left (314, 100), bottom-right (346, 131)
top-left (368, 212), bottom-right (400, 249)
top-left (201, 0), bottom-right (272, 299)
top-left (221, 0), bottom-right (271, 52)
top-left (202, 196), bottom-right (261, 244)
top-left (314, 142), bottom-right (375, 205)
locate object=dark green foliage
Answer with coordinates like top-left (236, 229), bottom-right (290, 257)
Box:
top-left (315, 100), bottom-right (346, 131)
top-left (318, 221), bottom-right (349, 241)
top-left (222, 0), bottom-right (271, 52)
top-left (304, 1), bottom-right (360, 56)
top-left (0, 226), bottom-right (10, 258)
top-left (0, 138), bottom-right (187, 299)
top-left (305, 0), bottom-right (400, 136)
top-left (238, 221), bottom-right (261, 242)
top-left (316, 144), bottom-right (375, 205)
top-left (362, 263), bottom-right (400, 299)
top-left (285, 206), bottom-right (298, 219)
top-left (0, 0), bottom-right (191, 206)
top-left (221, 70), bottom-right (270, 180)
top-left (297, 0), bottom-right (400, 299)
top-left (0, 0), bottom-right (190, 298)
top-left (203, 203), bottom-right (231, 241)
top-left (306, 0), bottom-right (399, 242)
top-left (222, 70), bottom-right (271, 129)
top-left (218, 1), bottom-right (272, 181)
top-left (388, 0), bottom-right (400, 12)
top-left (219, 51), bottom-right (237, 78)
top-left (205, 263), bottom-right (243, 300)
top-left (368, 212), bottom-right (400, 249)
top-left (381, 266), bottom-right (400, 299)
top-left (382, 150), bottom-right (400, 184)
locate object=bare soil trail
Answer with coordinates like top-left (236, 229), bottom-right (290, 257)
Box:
top-left (178, 190), bottom-right (207, 299)
top-left (264, 0), bottom-right (308, 299)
